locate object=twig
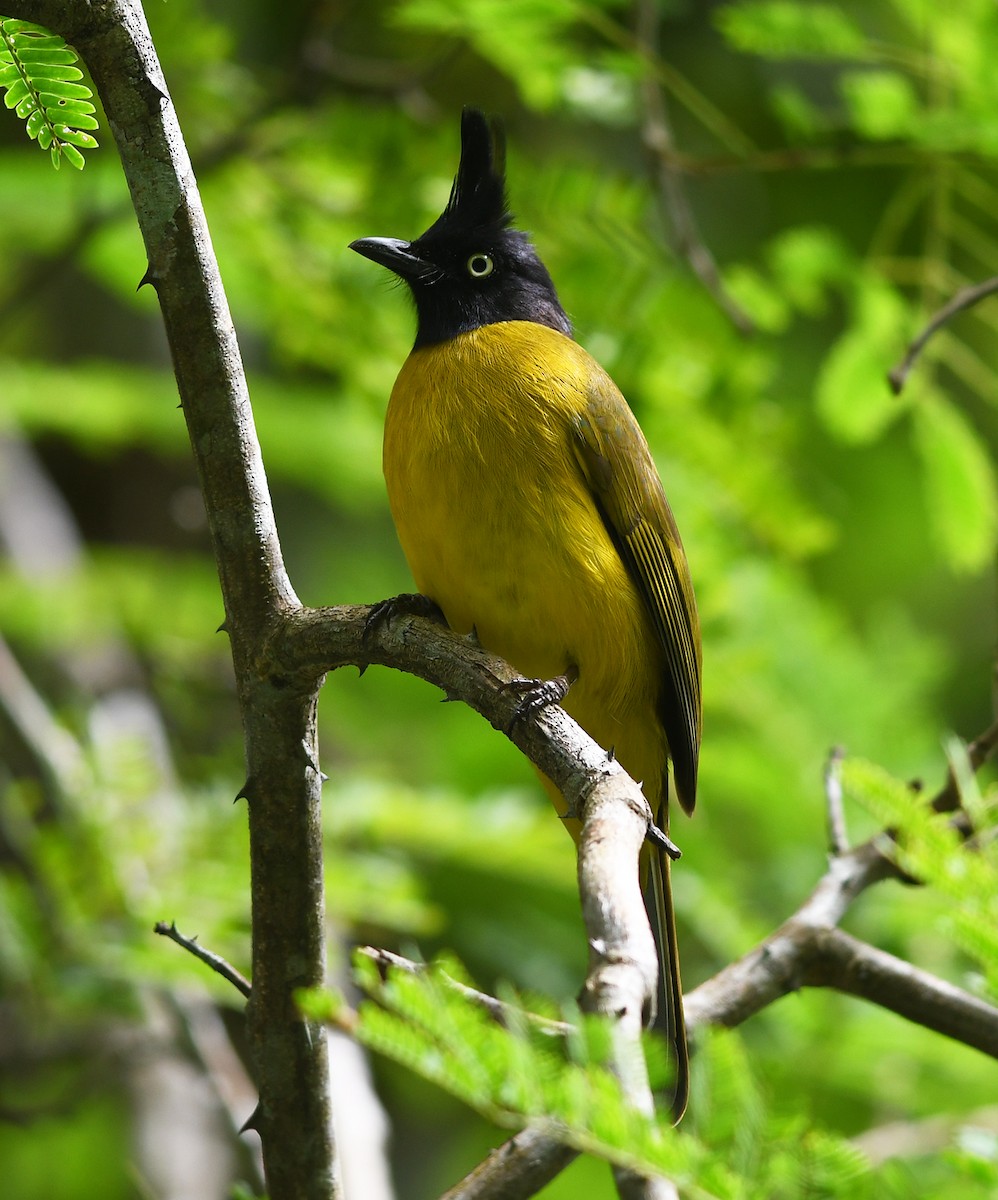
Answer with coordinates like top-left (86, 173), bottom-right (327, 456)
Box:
top-left (357, 947), bottom-right (570, 1037)
top-left (933, 716), bottom-right (998, 814)
top-left (888, 275), bottom-right (998, 394)
top-left (154, 921), bottom-right (252, 999)
top-left (634, 0), bottom-right (754, 335)
top-left (824, 745), bottom-right (849, 856)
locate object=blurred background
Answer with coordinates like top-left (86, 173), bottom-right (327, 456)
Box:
top-left (2, 0), bottom-right (998, 1196)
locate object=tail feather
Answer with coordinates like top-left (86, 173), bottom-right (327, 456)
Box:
top-left (645, 829), bottom-right (689, 1123)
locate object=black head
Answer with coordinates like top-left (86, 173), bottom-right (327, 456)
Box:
top-left (350, 108), bottom-right (571, 348)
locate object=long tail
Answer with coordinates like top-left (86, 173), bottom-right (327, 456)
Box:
top-left (645, 833), bottom-right (689, 1123)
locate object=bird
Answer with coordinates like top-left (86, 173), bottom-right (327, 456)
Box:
top-left (350, 108), bottom-right (702, 1121)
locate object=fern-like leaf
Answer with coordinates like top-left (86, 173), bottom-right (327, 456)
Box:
top-left (0, 17), bottom-right (98, 169)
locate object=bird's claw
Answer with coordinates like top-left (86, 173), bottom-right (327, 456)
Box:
top-left (364, 593), bottom-right (445, 642)
top-left (501, 668), bottom-right (577, 732)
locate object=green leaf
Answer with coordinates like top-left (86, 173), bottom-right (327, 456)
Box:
top-left (32, 78), bottom-right (93, 99)
top-left (3, 77), bottom-right (28, 108)
top-left (394, 0), bottom-right (579, 108)
top-left (50, 110), bottom-right (99, 131)
top-left (767, 225), bottom-right (850, 315)
top-left (59, 142), bottom-right (86, 169)
top-left (0, 18), bottom-right (52, 34)
top-left (24, 106), bottom-right (46, 139)
top-left (840, 70), bottom-right (919, 140)
top-left (815, 278), bottom-right (908, 442)
top-left (912, 394), bottom-right (998, 572)
top-left (3, 33), bottom-right (66, 49)
top-left (38, 94), bottom-right (96, 114)
top-left (0, 19), bottom-right (99, 169)
top-left (716, 1), bottom-right (870, 60)
top-left (53, 126), bottom-right (98, 149)
top-left (15, 62), bottom-right (82, 81)
top-left (15, 47), bottom-right (77, 64)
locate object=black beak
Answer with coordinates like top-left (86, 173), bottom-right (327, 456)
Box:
top-left (349, 236), bottom-right (425, 280)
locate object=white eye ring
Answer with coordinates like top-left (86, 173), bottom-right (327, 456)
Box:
top-left (467, 253), bottom-right (494, 278)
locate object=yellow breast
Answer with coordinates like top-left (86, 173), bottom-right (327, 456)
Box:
top-left (383, 321), bottom-right (667, 807)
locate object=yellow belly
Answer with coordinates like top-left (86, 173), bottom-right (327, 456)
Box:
top-left (383, 322), bottom-right (668, 813)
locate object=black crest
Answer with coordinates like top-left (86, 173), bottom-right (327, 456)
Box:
top-left (424, 108), bottom-right (511, 241)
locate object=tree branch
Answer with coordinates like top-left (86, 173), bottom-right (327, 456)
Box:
top-left (805, 928), bottom-right (998, 1056)
top-left (270, 604), bottom-right (658, 829)
top-left (9, 3), bottom-right (338, 1196)
top-left (154, 921), bottom-right (252, 1000)
top-left (275, 606), bottom-right (680, 1197)
top-left (888, 275), bottom-right (998, 394)
top-left (370, 717), bottom-right (998, 1200)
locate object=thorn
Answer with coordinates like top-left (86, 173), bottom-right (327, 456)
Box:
top-left (466, 624), bottom-right (482, 647)
top-left (136, 263), bottom-right (159, 291)
top-left (217, 619), bottom-right (229, 634)
top-left (607, 745), bottom-right (616, 763)
top-left (647, 822), bottom-right (682, 861)
top-left (234, 779), bottom-right (253, 804)
top-left (240, 1102), bottom-right (262, 1134)
top-left (357, 664), bottom-right (368, 677)
top-left (319, 772), bottom-right (328, 783)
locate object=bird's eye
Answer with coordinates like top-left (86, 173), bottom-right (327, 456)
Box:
top-left (466, 253), bottom-right (494, 278)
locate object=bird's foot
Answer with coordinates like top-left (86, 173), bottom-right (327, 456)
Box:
top-left (502, 665), bottom-right (578, 732)
top-left (365, 593), bottom-right (446, 641)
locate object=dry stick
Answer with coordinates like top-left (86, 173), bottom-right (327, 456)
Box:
top-left (888, 275), bottom-right (998, 394)
top-left (12, 4), bottom-right (337, 1197)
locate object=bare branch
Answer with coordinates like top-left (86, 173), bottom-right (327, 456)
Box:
top-left (271, 604), bottom-right (660, 842)
top-left (154, 922), bottom-right (252, 1000)
top-left (805, 928), bottom-right (998, 1057)
top-left (888, 275), bottom-right (998, 394)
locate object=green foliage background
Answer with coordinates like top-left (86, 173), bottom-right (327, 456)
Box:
top-left (1, 0), bottom-right (997, 1196)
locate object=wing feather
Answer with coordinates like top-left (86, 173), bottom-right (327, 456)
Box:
top-left (572, 379), bottom-right (701, 813)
